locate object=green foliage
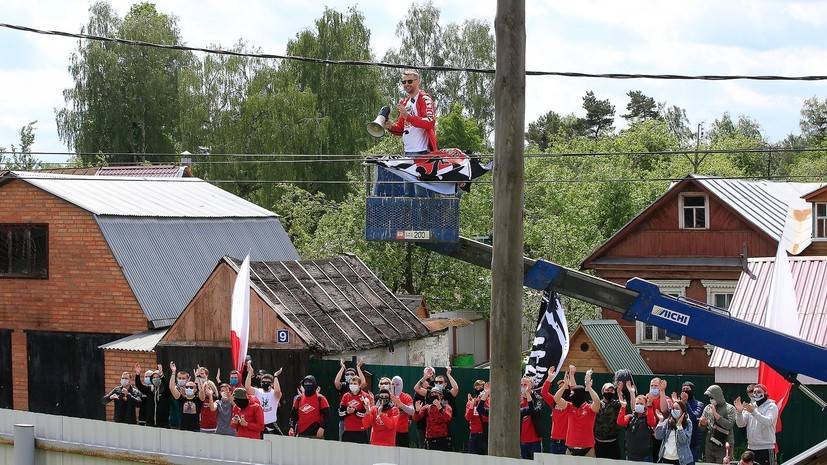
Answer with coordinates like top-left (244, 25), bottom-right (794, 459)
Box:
top-left (437, 104), bottom-right (485, 153)
top-left (582, 90), bottom-right (615, 138)
top-left (799, 96), bottom-right (827, 144)
top-left (623, 90), bottom-right (660, 122)
top-left (0, 122), bottom-right (41, 170)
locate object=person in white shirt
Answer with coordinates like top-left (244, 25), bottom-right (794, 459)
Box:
top-left (245, 361), bottom-right (282, 436)
top-left (735, 384), bottom-right (779, 465)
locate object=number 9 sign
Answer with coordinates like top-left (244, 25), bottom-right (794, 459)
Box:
top-left (276, 329), bottom-right (289, 344)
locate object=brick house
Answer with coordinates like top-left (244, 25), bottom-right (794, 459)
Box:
top-left (581, 175), bottom-right (824, 375)
top-left (0, 171), bottom-right (298, 419)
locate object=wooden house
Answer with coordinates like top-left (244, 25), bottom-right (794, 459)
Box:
top-left (581, 175), bottom-right (824, 374)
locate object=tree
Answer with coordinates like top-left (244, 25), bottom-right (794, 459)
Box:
top-left (623, 90), bottom-right (660, 122)
top-left (800, 96), bottom-right (827, 143)
top-left (582, 91), bottom-right (615, 138)
top-left (437, 104), bottom-right (485, 153)
top-left (2, 122), bottom-right (41, 170)
top-left (526, 111), bottom-right (563, 151)
top-left (659, 104), bottom-right (693, 147)
top-left (56, 2), bottom-right (190, 165)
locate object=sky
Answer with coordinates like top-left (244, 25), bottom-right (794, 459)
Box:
top-left (1, 0), bottom-right (827, 164)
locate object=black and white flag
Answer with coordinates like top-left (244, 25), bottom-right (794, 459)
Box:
top-left (365, 148), bottom-right (492, 194)
top-left (524, 290), bottom-right (570, 387)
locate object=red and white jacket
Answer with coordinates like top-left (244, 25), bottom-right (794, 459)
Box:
top-left (387, 90), bottom-right (439, 153)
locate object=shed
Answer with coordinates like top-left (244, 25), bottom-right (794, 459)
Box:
top-left (564, 320), bottom-right (653, 375)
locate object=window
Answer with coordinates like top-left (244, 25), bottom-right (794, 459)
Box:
top-left (636, 280), bottom-right (688, 346)
top-left (0, 225), bottom-right (48, 278)
top-left (815, 203), bottom-right (827, 239)
top-left (703, 280), bottom-right (738, 310)
top-left (679, 193), bottom-right (709, 229)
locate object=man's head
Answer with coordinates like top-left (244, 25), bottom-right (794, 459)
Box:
top-left (177, 370), bottom-right (190, 388)
top-left (401, 69), bottom-right (421, 96)
top-left (751, 383), bottom-right (767, 402)
top-left (229, 370), bottom-right (240, 386)
top-left (344, 368), bottom-right (357, 384)
top-left (232, 387), bottom-right (249, 409)
top-left (260, 373), bottom-right (274, 391)
top-left (681, 381), bottom-right (695, 400)
top-left (378, 377), bottom-right (392, 393)
top-left (219, 383), bottom-right (231, 399)
top-left (428, 387), bottom-right (443, 403)
top-left (433, 375), bottom-right (447, 392)
top-left (649, 377), bottom-right (661, 396)
top-left (183, 379), bottom-right (197, 398)
top-left (378, 389), bottom-right (392, 409)
top-left (520, 377), bottom-right (533, 396)
top-left (391, 376), bottom-right (404, 396)
top-left (602, 382), bottom-right (616, 400)
top-left (120, 371), bottom-right (131, 388)
top-left (302, 375), bottom-right (318, 396)
top-left (740, 450), bottom-right (755, 465)
top-left (348, 376), bottom-right (362, 394)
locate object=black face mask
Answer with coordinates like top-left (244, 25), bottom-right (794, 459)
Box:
top-left (603, 392), bottom-right (616, 401)
top-left (428, 396), bottom-right (441, 403)
top-left (261, 382), bottom-right (272, 390)
top-left (471, 389), bottom-right (483, 398)
top-left (303, 382), bottom-right (316, 395)
top-left (683, 389), bottom-right (694, 400)
top-left (570, 386), bottom-right (587, 407)
top-left (235, 399), bottom-right (249, 409)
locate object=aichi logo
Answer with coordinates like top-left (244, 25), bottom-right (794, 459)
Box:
top-left (652, 305), bottom-right (691, 326)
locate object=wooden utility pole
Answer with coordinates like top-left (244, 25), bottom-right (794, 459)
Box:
top-left (489, 0), bottom-right (525, 458)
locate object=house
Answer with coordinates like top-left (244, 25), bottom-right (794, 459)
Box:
top-left (581, 175), bottom-right (824, 375)
top-left (0, 171), bottom-right (298, 419)
top-left (709, 255), bottom-right (827, 385)
top-left (563, 319), bottom-right (653, 375)
top-left (104, 255), bottom-right (448, 397)
top-left (37, 164), bottom-right (193, 177)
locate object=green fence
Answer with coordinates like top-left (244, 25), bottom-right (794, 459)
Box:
top-left (307, 360), bottom-right (826, 461)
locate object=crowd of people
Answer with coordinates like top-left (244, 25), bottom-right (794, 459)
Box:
top-left (103, 360), bottom-right (779, 465)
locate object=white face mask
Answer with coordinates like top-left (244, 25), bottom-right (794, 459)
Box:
top-left (634, 404), bottom-right (646, 414)
top-left (120, 378), bottom-right (129, 387)
top-left (751, 392), bottom-right (765, 402)
top-left (349, 384), bottom-right (360, 395)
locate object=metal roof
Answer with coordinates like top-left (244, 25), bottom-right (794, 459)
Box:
top-left (580, 319), bottom-right (654, 375)
top-left (99, 329), bottom-right (168, 352)
top-left (689, 175), bottom-right (823, 241)
top-left (590, 257), bottom-right (742, 267)
top-left (233, 255), bottom-right (432, 354)
top-left (4, 171), bottom-right (274, 218)
top-left (710, 256), bottom-right (827, 368)
top-left (96, 165), bottom-right (190, 177)
top-left (97, 217), bottom-right (299, 328)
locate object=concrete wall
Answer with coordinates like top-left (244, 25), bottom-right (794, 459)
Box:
top-left (322, 333), bottom-right (449, 367)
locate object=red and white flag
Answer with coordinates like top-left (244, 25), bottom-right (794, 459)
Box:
top-left (758, 240), bottom-right (800, 432)
top-left (230, 255), bottom-right (251, 373)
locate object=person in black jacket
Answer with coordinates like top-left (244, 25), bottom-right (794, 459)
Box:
top-left (102, 371), bottom-right (143, 424)
top-left (133, 363), bottom-right (171, 428)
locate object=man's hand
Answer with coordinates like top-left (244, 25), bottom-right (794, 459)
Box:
top-left (339, 359), bottom-right (345, 368)
top-left (744, 403), bottom-right (755, 413)
top-left (645, 393), bottom-right (654, 406)
top-left (620, 398), bottom-right (627, 409)
top-left (627, 381), bottom-right (636, 394)
top-left (134, 363), bottom-right (142, 376)
top-left (433, 399), bottom-right (441, 409)
top-left (239, 417), bottom-right (248, 427)
top-left (655, 408), bottom-right (664, 422)
top-left (397, 104), bottom-right (408, 120)
top-left (680, 391), bottom-right (689, 402)
top-left (415, 400), bottom-right (423, 412)
top-left (346, 405), bottom-right (355, 414)
top-left (157, 364), bottom-right (163, 374)
top-left (699, 416), bottom-right (709, 427)
top-left (734, 397), bottom-right (744, 413)
top-left (671, 392), bottom-right (680, 403)
top-left (659, 379), bottom-right (668, 393)
top-left (246, 359), bottom-right (253, 370)
top-left (169, 361), bottom-right (176, 373)
top-left (584, 369), bottom-right (593, 389)
top-left (445, 366), bottom-right (452, 375)
top-left (424, 367), bottom-right (435, 378)
top-left (110, 393), bottom-right (119, 400)
top-left (357, 359), bottom-right (364, 369)
top-left (363, 397), bottom-right (372, 410)
top-left (274, 367), bottom-right (283, 377)
top-left (288, 428), bottom-right (295, 437)
top-left (316, 428), bottom-right (325, 439)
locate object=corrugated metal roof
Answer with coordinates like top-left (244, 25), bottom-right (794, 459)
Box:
top-left (581, 319), bottom-right (654, 375)
top-left (97, 217), bottom-right (299, 328)
top-left (591, 257), bottom-right (742, 267)
top-left (234, 255), bottom-right (432, 354)
top-left (96, 165), bottom-right (189, 177)
top-left (99, 329), bottom-right (168, 352)
top-left (710, 256), bottom-right (827, 368)
top-left (5, 171), bottom-right (274, 218)
top-left (690, 175), bottom-right (823, 241)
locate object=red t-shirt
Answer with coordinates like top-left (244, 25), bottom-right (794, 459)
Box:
top-left (520, 398), bottom-right (541, 444)
top-left (465, 398), bottom-right (489, 434)
top-left (200, 402), bottom-right (217, 430)
top-left (396, 392), bottom-right (413, 433)
top-left (340, 391), bottom-right (369, 432)
top-left (363, 406), bottom-right (399, 446)
top-left (231, 403), bottom-right (264, 439)
top-left (413, 403), bottom-right (452, 439)
top-left (551, 407), bottom-right (569, 440)
top-left (294, 393), bottom-right (330, 435)
top-left (565, 402), bottom-right (597, 448)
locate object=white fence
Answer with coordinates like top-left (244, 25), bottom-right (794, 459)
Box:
top-left (0, 408), bottom-right (712, 465)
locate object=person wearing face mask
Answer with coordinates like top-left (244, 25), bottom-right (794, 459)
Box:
top-left (214, 383), bottom-right (235, 436)
top-left (595, 382), bottom-right (623, 459)
top-left (542, 377), bottom-right (571, 455)
top-left (680, 381), bottom-right (705, 462)
top-left (385, 376), bottom-right (414, 447)
top-left (654, 400), bottom-right (694, 465)
top-left (362, 388), bottom-right (399, 447)
top-left (413, 387), bottom-right (453, 451)
top-left (229, 388), bottom-right (264, 439)
top-left (289, 375), bottom-right (330, 439)
top-left (554, 366), bottom-right (601, 456)
top-left (133, 363), bottom-right (170, 428)
top-left (102, 371), bottom-right (144, 424)
top-left (333, 359), bottom-right (366, 440)
top-left (244, 360), bottom-right (283, 436)
top-left (199, 380), bottom-right (218, 433)
top-left (168, 362), bottom-right (206, 432)
top-left (465, 379), bottom-right (490, 455)
top-left (734, 384), bottom-right (778, 465)
top-left (699, 385), bottom-right (736, 465)
top-left (519, 377), bottom-right (544, 459)
top-left (338, 375), bottom-right (370, 443)
top-left (618, 393), bottom-right (657, 462)
top-left (412, 366), bottom-right (435, 448)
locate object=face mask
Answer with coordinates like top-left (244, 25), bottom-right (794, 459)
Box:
top-left (177, 379), bottom-right (187, 387)
top-left (432, 383), bottom-right (444, 393)
top-left (143, 377), bottom-right (151, 385)
top-left (344, 374), bottom-right (354, 383)
top-left (634, 404), bottom-right (646, 414)
top-left (235, 399), bottom-right (249, 409)
top-left (185, 388), bottom-right (195, 397)
top-left (303, 382), bottom-right (316, 396)
top-left (603, 391), bottom-right (616, 401)
top-left (152, 378), bottom-right (161, 387)
top-left (229, 377), bottom-right (238, 386)
top-left (428, 396), bottom-right (440, 403)
top-left (349, 384), bottom-right (360, 394)
top-left (650, 388), bottom-right (660, 397)
top-left (751, 393), bottom-right (764, 402)
top-left (671, 409), bottom-right (682, 419)
top-left (379, 396), bottom-right (391, 408)
top-left (261, 382), bottom-right (272, 390)
top-left (520, 386), bottom-right (527, 394)
top-left (471, 389), bottom-right (483, 398)
top-left (120, 378), bottom-right (129, 387)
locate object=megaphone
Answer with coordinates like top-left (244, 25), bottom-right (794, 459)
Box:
top-left (367, 106), bottom-right (391, 138)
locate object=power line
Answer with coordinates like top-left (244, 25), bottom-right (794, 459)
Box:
top-left (4, 22), bottom-right (827, 82)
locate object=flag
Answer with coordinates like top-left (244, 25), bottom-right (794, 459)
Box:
top-left (230, 255), bottom-right (251, 373)
top-left (758, 240), bottom-right (800, 432)
top-left (366, 148), bottom-right (492, 194)
top-left (524, 290), bottom-right (570, 387)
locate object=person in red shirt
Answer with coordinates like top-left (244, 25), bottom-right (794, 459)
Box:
top-left (542, 376), bottom-right (571, 455)
top-left (465, 380), bottom-right (489, 455)
top-left (387, 376), bottom-right (414, 447)
top-left (199, 381), bottom-right (218, 433)
top-left (617, 391), bottom-right (658, 462)
top-left (520, 377), bottom-right (544, 459)
top-left (413, 387), bottom-right (453, 451)
top-left (362, 389), bottom-right (399, 447)
top-left (554, 365), bottom-right (601, 456)
top-left (289, 375), bottom-right (330, 439)
top-left (339, 376), bottom-right (370, 443)
top-left (230, 388), bottom-right (264, 439)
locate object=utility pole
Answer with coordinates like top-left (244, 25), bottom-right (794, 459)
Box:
top-left (489, 0), bottom-right (525, 458)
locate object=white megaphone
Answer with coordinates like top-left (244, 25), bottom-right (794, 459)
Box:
top-left (366, 106), bottom-right (391, 138)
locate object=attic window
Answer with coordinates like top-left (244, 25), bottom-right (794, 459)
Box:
top-left (0, 225), bottom-right (48, 279)
top-left (816, 203), bottom-right (827, 239)
top-left (679, 193), bottom-right (708, 230)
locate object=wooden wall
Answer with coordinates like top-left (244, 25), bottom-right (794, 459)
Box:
top-left (561, 329), bottom-right (610, 373)
top-left (161, 262), bottom-right (306, 350)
